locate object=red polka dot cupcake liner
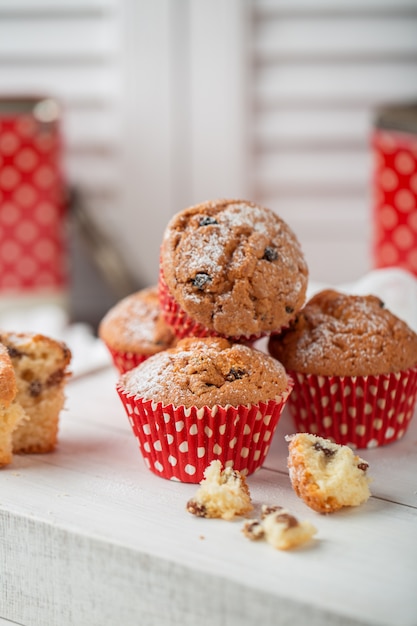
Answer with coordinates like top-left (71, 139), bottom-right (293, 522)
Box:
top-left (116, 380), bottom-right (294, 483)
top-left (105, 345), bottom-right (149, 375)
top-left (286, 367), bottom-right (417, 449)
top-left (158, 267), bottom-right (271, 343)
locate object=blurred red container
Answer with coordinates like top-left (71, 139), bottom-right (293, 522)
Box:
top-left (372, 103), bottom-right (417, 277)
top-left (0, 96), bottom-right (68, 308)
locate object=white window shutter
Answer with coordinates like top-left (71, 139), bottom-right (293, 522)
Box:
top-left (250, 0), bottom-right (417, 283)
top-left (1, 0), bottom-right (416, 322)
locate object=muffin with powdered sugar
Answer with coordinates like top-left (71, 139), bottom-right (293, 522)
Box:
top-left (99, 286), bottom-right (176, 374)
top-left (116, 336), bottom-right (293, 482)
top-left (159, 199), bottom-right (308, 341)
top-left (268, 289), bottom-right (417, 448)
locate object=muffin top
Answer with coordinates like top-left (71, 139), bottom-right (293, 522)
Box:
top-left (120, 336), bottom-right (291, 408)
top-left (268, 289), bottom-right (417, 376)
top-left (160, 199), bottom-right (308, 338)
top-left (0, 331), bottom-right (72, 380)
top-left (99, 286), bottom-right (176, 355)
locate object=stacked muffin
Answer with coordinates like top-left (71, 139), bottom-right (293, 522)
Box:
top-left (158, 198), bottom-right (308, 340)
top-left (0, 332), bottom-right (72, 466)
top-left (105, 199), bottom-right (309, 482)
top-left (102, 199), bottom-right (417, 481)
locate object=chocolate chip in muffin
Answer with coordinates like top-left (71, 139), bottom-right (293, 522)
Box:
top-left (261, 505), bottom-right (298, 528)
top-left (199, 216), bottom-right (218, 227)
top-left (29, 380), bottom-right (42, 397)
top-left (313, 441), bottom-right (336, 458)
top-left (242, 520), bottom-right (265, 540)
top-left (186, 500), bottom-right (207, 517)
top-left (191, 273), bottom-right (212, 290)
top-left (225, 368), bottom-right (247, 382)
top-left (5, 345), bottom-right (25, 359)
top-left (274, 512), bottom-right (299, 529)
top-left (243, 504), bottom-right (316, 550)
top-left (262, 246), bottom-right (279, 262)
top-left (261, 504), bottom-right (284, 518)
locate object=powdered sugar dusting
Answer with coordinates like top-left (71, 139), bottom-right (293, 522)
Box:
top-left (99, 286), bottom-right (175, 352)
top-left (161, 200), bottom-right (308, 336)
top-left (271, 290), bottom-right (417, 376)
top-left (120, 337), bottom-right (290, 408)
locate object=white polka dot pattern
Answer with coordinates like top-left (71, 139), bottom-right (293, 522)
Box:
top-left (0, 111), bottom-right (67, 292)
top-left (286, 368), bottom-right (417, 449)
top-left (372, 130), bottom-right (417, 276)
top-left (116, 379), bottom-right (293, 483)
top-left (106, 346), bottom-right (148, 375)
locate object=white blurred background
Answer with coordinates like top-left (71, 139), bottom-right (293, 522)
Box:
top-left (1, 0), bottom-right (417, 327)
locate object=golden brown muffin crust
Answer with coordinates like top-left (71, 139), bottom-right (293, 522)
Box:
top-left (121, 336), bottom-right (290, 408)
top-left (0, 331), bottom-right (72, 455)
top-left (99, 286), bottom-right (176, 354)
top-left (269, 289), bottom-right (417, 376)
top-left (161, 199), bottom-right (308, 337)
top-left (286, 433), bottom-right (371, 514)
top-left (0, 343), bottom-right (17, 407)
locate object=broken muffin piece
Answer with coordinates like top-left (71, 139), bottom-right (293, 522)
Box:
top-left (243, 504), bottom-right (317, 550)
top-left (0, 332), bottom-right (72, 456)
top-left (186, 460), bottom-right (253, 520)
top-left (286, 433), bottom-right (371, 514)
top-left (0, 343), bottom-right (27, 466)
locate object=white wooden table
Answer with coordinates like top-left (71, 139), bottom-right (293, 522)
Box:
top-left (1, 365), bottom-right (417, 626)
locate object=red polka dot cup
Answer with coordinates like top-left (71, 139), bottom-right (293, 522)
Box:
top-left (286, 367), bottom-right (417, 449)
top-left (116, 380), bottom-right (293, 483)
top-left (0, 97), bottom-right (67, 299)
top-left (106, 347), bottom-right (149, 375)
top-left (372, 112), bottom-right (417, 276)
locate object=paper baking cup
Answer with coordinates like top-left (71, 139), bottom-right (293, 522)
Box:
top-left (116, 380), bottom-right (293, 483)
top-left (105, 345), bottom-right (149, 375)
top-left (158, 267), bottom-right (272, 343)
top-left (286, 367), bottom-right (417, 449)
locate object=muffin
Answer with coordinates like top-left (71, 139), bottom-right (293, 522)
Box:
top-left (117, 336), bottom-right (293, 482)
top-left (286, 433), bottom-right (371, 514)
top-left (242, 504), bottom-right (317, 550)
top-left (0, 343), bottom-right (26, 466)
top-left (186, 460), bottom-right (253, 520)
top-left (159, 199), bottom-right (308, 341)
top-left (268, 289), bottom-right (417, 448)
top-left (99, 286), bottom-right (176, 374)
top-left (0, 331), bottom-right (72, 455)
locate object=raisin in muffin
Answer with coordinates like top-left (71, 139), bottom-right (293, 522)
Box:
top-left (268, 289), bottom-right (417, 448)
top-left (0, 343), bottom-right (26, 466)
top-left (186, 460), bottom-right (253, 520)
top-left (0, 332), bottom-right (71, 455)
top-left (159, 199), bottom-right (308, 340)
top-left (99, 286), bottom-right (176, 373)
top-left (286, 433), bottom-right (371, 514)
top-left (243, 504), bottom-right (317, 550)
top-left (117, 336), bottom-right (293, 482)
